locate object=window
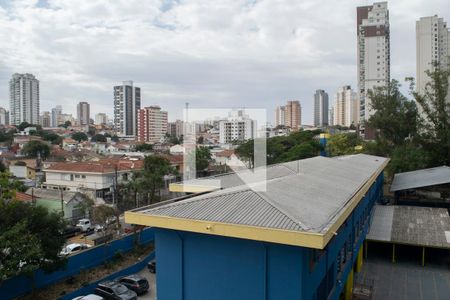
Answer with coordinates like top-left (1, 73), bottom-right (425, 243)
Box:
top-left (82, 175), bottom-right (86, 179)
top-left (70, 174), bottom-right (74, 181)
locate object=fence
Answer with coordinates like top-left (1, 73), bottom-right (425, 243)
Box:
top-left (1, 228), bottom-right (154, 300)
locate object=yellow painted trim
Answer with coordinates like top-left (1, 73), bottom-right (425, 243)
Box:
top-left (355, 245), bottom-right (363, 272)
top-left (125, 212), bottom-right (325, 249)
top-left (169, 183), bottom-right (218, 193)
top-left (344, 269), bottom-right (353, 300)
top-left (128, 158), bottom-right (389, 250)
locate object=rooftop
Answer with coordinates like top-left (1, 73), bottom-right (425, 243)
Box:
top-left (367, 205), bottom-right (450, 249)
top-left (390, 166), bottom-right (450, 192)
top-left (44, 159), bottom-right (143, 173)
top-left (126, 154), bottom-right (388, 249)
top-left (25, 188), bottom-right (79, 204)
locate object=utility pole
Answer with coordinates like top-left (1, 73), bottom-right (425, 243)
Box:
top-left (60, 189), bottom-right (64, 217)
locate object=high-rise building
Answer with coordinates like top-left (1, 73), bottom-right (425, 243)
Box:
top-left (77, 101), bottom-right (90, 126)
top-left (51, 105), bottom-right (63, 127)
top-left (416, 15), bottom-right (450, 110)
top-left (114, 81), bottom-right (141, 136)
top-left (9, 73), bottom-right (40, 125)
top-left (328, 108), bottom-right (334, 127)
top-left (219, 110), bottom-right (255, 144)
top-left (314, 90), bottom-right (329, 127)
top-left (40, 111), bottom-right (51, 127)
top-left (95, 113), bottom-right (108, 125)
top-left (333, 86), bottom-right (359, 128)
top-left (275, 106), bottom-right (285, 127)
top-left (137, 106), bottom-right (168, 143)
top-left (284, 100), bottom-right (301, 130)
top-left (357, 2), bottom-right (390, 126)
top-left (168, 120), bottom-right (184, 138)
top-left (0, 107), bottom-right (9, 125)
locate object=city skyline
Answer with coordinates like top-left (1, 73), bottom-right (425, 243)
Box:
top-left (0, 1), bottom-right (448, 125)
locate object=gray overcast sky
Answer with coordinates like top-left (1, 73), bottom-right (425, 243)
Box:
top-left (0, 0), bottom-right (448, 125)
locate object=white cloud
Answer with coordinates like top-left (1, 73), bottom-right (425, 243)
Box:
top-left (0, 0), bottom-right (448, 124)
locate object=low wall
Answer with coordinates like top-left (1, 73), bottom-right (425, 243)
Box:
top-left (1, 228), bottom-right (154, 300)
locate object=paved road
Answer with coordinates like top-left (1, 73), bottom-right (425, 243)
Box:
top-left (137, 265), bottom-right (157, 300)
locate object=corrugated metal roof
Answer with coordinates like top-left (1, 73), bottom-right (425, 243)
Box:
top-left (367, 205), bottom-right (450, 249)
top-left (136, 154), bottom-right (388, 234)
top-left (390, 166), bottom-right (450, 192)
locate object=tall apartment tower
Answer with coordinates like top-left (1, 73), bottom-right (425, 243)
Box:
top-left (114, 81), bottom-right (141, 136)
top-left (357, 2), bottom-right (390, 126)
top-left (137, 106), bottom-right (168, 143)
top-left (219, 110), bottom-right (255, 144)
top-left (314, 90), bottom-right (329, 127)
top-left (333, 86), bottom-right (359, 128)
top-left (168, 120), bottom-right (184, 138)
top-left (416, 16), bottom-right (450, 108)
top-left (77, 101), bottom-right (90, 126)
top-left (51, 105), bottom-right (62, 127)
top-left (285, 100), bottom-right (301, 130)
top-left (9, 73), bottom-right (40, 125)
top-left (0, 107), bottom-right (9, 125)
top-left (40, 111), bottom-right (51, 127)
top-left (275, 106), bottom-right (286, 127)
top-left (95, 113), bottom-right (108, 125)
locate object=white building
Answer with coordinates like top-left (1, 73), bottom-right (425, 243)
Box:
top-left (416, 15), bottom-right (450, 112)
top-left (77, 101), bottom-right (90, 126)
top-left (219, 110), bottom-right (255, 144)
top-left (0, 107), bottom-right (9, 125)
top-left (9, 73), bottom-right (40, 125)
top-left (275, 106), bottom-right (285, 127)
top-left (333, 86), bottom-right (359, 128)
top-left (357, 2), bottom-right (390, 126)
top-left (51, 105), bottom-right (62, 127)
top-left (95, 113), bottom-right (108, 125)
top-left (314, 89), bottom-right (329, 127)
top-left (137, 106), bottom-right (168, 143)
top-left (114, 81), bottom-right (141, 137)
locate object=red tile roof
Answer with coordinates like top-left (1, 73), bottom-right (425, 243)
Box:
top-left (15, 192), bottom-right (37, 202)
top-left (45, 159), bottom-right (144, 173)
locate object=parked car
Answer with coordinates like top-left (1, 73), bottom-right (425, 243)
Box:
top-left (147, 261), bottom-right (156, 273)
top-left (72, 295), bottom-right (105, 300)
top-left (94, 281), bottom-right (137, 300)
top-left (76, 218), bottom-right (94, 232)
top-left (60, 243), bottom-right (91, 256)
top-left (64, 225), bottom-right (81, 238)
top-left (114, 274), bottom-right (149, 295)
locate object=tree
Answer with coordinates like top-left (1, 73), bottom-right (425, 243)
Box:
top-left (197, 136), bottom-right (204, 144)
top-left (196, 146), bottom-right (211, 175)
top-left (71, 132), bottom-right (88, 142)
top-left (386, 144), bottom-right (428, 178)
top-left (17, 122), bottom-right (31, 131)
top-left (135, 143), bottom-right (153, 152)
top-left (327, 133), bottom-right (363, 156)
top-left (22, 141), bottom-right (50, 159)
top-left (40, 131), bottom-right (63, 145)
top-left (366, 80), bottom-right (419, 155)
top-left (91, 134), bottom-right (107, 143)
top-left (58, 121), bottom-right (72, 129)
top-left (407, 63), bottom-right (450, 167)
top-left (275, 142), bottom-right (319, 162)
top-left (235, 139), bottom-right (254, 168)
top-left (91, 204), bottom-right (119, 238)
top-left (0, 200), bottom-right (66, 283)
top-left (111, 135), bottom-right (119, 142)
top-left (140, 156), bottom-right (176, 204)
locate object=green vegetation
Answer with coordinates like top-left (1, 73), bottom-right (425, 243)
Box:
top-left (71, 132), bottom-right (88, 142)
top-left (91, 134), bottom-right (107, 143)
top-left (135, 143), bottom-right (153, 152)
top-left (327, 133), bottom-right (363, 156)
top-left (22, 140), bottom-right (51, 159)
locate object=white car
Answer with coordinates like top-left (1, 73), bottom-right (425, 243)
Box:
top-left (76, 218), bottom-right (94, 232)
top-left (72, 295), bottom-right (104, 300)
top-left (60, 243), bottom-right (91, 256)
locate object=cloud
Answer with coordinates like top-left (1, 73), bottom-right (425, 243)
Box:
top-left (0, 0), bottom-right (448, 124)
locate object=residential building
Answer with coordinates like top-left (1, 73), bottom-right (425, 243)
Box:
top-left (219, 110), bottom-right (255, 144)
top-left (125, 154), bottom-right (388, 300)
top-left (168, 120), bottom-right (184, 138)
top-left (9, 73), bottom-right (40, 125)
top-left (137, 106), bottom-right (168, 143)
top-left (59, 113), bottom-right (75, 126)
top-left (333, 86), bottom-right (359, 127)
top-left (77, 101), bottom-right (90, 125)
top-left (357, 2), bottom-right (390, 128)
top-left (275, 106), bottom-right (285, 127)
top-left (0, 107), bottom-right (9, 125)
top-left (416, 15), bottom-right (450, 115)
top-left (284, 100), bottom-right (301, 130)
top-left (51, 105), bottom-right (63, 127)
top-left (113, 81), bottom-right (141, 137)
top-left (314, 90), bottom-right (329, 127)
top-left (95, 113), bottom-right (108, 125)
top-left (328, 107), bottom-right (334, 126)
top-left (42, 159), bottom-right (144, 200)
top-left (40, 111), bottom-right (51, 127)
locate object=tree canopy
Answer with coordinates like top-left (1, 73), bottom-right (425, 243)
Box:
top-left (135, 143), bottom-right (153, 152)
top-left (22, 141), bottom-right (50, 159)
top-left (91, 134), bottom-right (107, 143)
top-left (71, 132), bottom-right (88, 142)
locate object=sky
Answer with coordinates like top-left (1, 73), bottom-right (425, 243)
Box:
top-left (0, 0), bottom-right (448, 125)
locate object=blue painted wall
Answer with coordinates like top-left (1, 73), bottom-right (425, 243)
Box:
top-left (0, 228), bottom-right (155, 300)
top-left (154, 173), bottom-right (384, 300)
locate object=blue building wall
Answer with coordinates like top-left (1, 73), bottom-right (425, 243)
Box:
top-left (154, 173), bottom-right (384, 300)
top-left (0, 228), bottom-right (155, 300)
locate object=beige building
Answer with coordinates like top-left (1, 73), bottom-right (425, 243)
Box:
top-left (137, 106), bottom-right (168, 143)
top-left (284, 100), bottom-right (302, 130)
top-left (333, 86), bottom-right (359, 128)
